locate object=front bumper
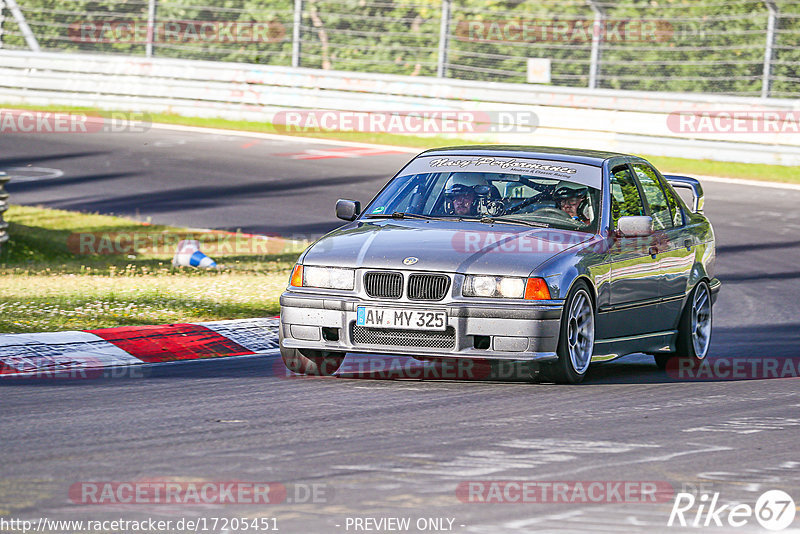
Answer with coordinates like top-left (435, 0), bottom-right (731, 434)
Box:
top-left (280, 292), bottom-right (563, 362)
top-left (709, 278), bottom-right (722, 302)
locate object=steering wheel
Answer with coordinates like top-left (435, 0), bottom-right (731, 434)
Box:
top-left (537, 207), bottom-right (591, 228)
top-left (482, 199), bottom-right (506, 217)
top-left (504, 191), bottom-right (550, 215)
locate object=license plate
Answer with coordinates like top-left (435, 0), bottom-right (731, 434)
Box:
top-left (356, 306), bottom-right (447, 331)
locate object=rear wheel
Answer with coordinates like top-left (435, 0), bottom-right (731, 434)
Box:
top-left (541, 282), bottom-right (595, 384)
top-left (279, 330), bottom-right (345, 376)
top-left (654, 280), bottom-right (712, 370)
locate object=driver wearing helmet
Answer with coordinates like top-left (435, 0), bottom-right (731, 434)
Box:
top-left (444, 173), bottom-right (490, 217)
top-left (553, 183), bottom-right (590, 223)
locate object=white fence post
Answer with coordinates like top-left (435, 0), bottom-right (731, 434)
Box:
top-left (761, 0), bottom-right (778, 99)
top-left (292, 0), bottom-right (302, 68)
top-left (587, 0), bottom-right (604, 89)
top-left (146, 0), bottom-right (157, 58)
top-left (436, 0), bottom-right (451, 78)
top-left (5, 0), bottom-right (39, 52)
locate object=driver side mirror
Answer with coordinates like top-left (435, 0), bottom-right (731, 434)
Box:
top-left (336, 199), bottom-right (361, 221)
top-left (616, 216), bottom-right (653, 237)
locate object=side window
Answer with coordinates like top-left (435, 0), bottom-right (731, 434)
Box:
top-left (659, 177), bottom-right (684, 227)
top-left (393, 185), bottom-right (421, 213)
top-left (632, 164), bottom-right (674, 230)
top-left (422, 173), bottom-right (447, 213)
top-left (382, 177), bottom-right (420, 214)
top-left (610, 165), bottom-right (645, 228)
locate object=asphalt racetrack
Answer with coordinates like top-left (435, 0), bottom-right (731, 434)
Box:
top-left (1, 127), bottom-right (799, 533)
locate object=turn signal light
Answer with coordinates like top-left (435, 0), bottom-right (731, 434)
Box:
top-left (290, 264), bottom-right (304, 287)
top-left (524, 277), bottom-right (551, 300)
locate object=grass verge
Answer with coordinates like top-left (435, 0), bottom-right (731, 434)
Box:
top-left (0, 205), bottom-right (303, 333)
top-left (5, 103), bottom-right (799, 183)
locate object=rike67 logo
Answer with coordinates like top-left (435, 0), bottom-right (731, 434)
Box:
top-left (668, 489), bottom-right (796, 530)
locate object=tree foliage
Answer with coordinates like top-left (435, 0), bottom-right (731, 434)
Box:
top-left (1, 0), bottom-right (797, 97)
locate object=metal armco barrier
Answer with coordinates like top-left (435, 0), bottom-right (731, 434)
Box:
top-left (0, 171), bottom-right (9, 253)
top-left (0, 50), bottom-right (799, 165)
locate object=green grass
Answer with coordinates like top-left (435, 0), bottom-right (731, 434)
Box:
top-left (637, 155), bottom-right (800, 184)
top-left (0, 205), bottom-right (303, 333)
top-left (6, 103), bottom-right (798, 183)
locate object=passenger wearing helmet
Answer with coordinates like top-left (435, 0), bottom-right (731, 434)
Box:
top-left (553, 183), bottom-right (590, 223)
top-left (443, 173), bottom-right (490, 217)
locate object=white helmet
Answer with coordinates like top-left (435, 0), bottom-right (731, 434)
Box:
top-left (444, 173), bottom-right (490, 195)
top-left (443, 173), bottom-right (490, 215)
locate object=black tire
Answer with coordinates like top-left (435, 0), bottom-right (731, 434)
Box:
top-left (654, 353), bottom-right (671, 370)
top-left (654, 280), bottom-right (713, 371)
top-left (540, 281), bottom-right (595, 384)
top-left (279, 329), bottom-right (345, 376)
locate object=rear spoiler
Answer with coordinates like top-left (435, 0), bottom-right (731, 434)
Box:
top-left (664, 175), bottom-right (704, 213)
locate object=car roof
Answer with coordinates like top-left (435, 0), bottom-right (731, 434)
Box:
top-left (419, 145), bottom-right (638, 167)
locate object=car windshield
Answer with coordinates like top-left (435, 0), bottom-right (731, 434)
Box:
top-left (363, 157), bottom-right (602, 233)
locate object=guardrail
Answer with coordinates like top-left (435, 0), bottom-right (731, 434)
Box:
top-left (0, 171), bottom-right (9, 253)
top-left (0, 50), bottom-right (799, 165)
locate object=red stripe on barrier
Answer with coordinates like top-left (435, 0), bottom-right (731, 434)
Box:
top-left (85, 324), bottom-right (254, 363)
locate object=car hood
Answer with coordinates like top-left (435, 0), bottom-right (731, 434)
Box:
top-left (302, 219), bottom-right (593, 276)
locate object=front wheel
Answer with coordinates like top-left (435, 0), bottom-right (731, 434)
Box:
top-left (279, 330), bottom-right (345, 376)
top-left (654, 280), bottom-right (713, 370)
top-left (541, 282), bottom-right (595, 384)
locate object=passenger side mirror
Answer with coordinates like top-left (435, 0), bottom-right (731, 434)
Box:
top-left (336, 199), bottom-right (361, 221)
top-left (664, 175), bottom-right (704, 213)
top-left (616, 216), bottom-right (653, 237)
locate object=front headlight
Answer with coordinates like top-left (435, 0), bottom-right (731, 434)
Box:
top-left (468, 276), bottom-right (498, 297)
top-left (464, 275), bottom-right (525, 298)
top-left (292, 265), bottom-right (355, 290)
top-left (463, 275), bottom-right (551, 300)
